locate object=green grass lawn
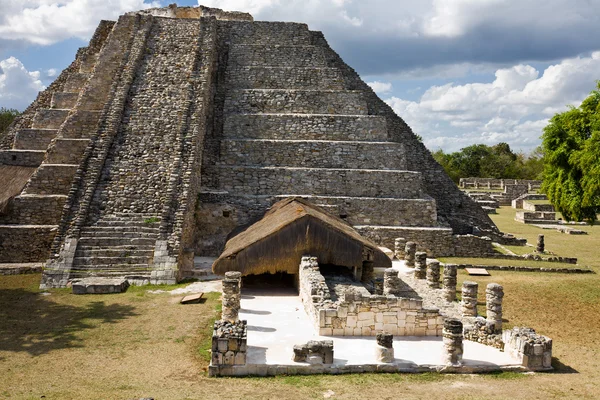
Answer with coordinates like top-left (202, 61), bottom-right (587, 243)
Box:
top-left (438, 257), bottom-right (586, 270)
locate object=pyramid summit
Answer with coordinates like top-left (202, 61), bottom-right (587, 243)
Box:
top-left (0, 4), bottom-right (507, 287)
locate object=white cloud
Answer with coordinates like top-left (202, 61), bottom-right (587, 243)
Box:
top-left (367, 80), bottom-right (392, 94)
top-left (0, 56), bottom-right (45, 110)
top-left (0, 0), bottom-right (159, 45)
top-left (385, 52), bottom-right (600, 152)
top-left (46, 68), bottom-right (57, 77)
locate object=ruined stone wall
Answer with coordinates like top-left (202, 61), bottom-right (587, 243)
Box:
top-left (0, 226), bottom-right (55, 263)
top-left (460, 178), bottom-right (541, 190)
top-left (298, 257), bottom-right (443, 336)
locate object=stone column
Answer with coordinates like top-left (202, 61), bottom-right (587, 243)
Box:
top-left (426, 260), bottom-right (441, 289)
top-left (404, 241), bottom-right (416, 267)
top-left (442, 319), bottom-right (463, 366)
top-left (394, 237), bottom-right (406, 260)
top-left (442, 264), bottom-right (457, 302)
top-left (486, 283), bottom-right (504, 332)
top-left (537, 234), bottom-right (545, 253)
top-left (222, 271), bottom-right (242, 322)
top-left (375, 332), bottom-right (394, 362)
top-left (414, 251), bottom-right (427, 279)
top-left (461, 281), bottom-right (478, 317)
top-left (383, 268), bottom-right (401, 296)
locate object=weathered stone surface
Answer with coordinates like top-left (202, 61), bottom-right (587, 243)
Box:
top-left (414, 251), bottom-right (427, 279)
top-left (72, 277), bottom-right (129, 294)
top-left (461, 281), bottom-right (478, 317)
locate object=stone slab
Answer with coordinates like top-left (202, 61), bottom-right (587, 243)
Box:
top-left (465, 268), bottom-right (490, 276)
top-left (181, 293), bottom-right (204, 304)
top-left (0, 263), bottom-right (44, 276)
top-left (72, 278), bottom-right (129, 294)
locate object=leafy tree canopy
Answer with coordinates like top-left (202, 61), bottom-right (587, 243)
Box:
top-left (433, 142), bottom-right (543, 184)
top-left (0, 107), bottom-right (21, 135)
top-left (541, 82), bottom-right (600, 223)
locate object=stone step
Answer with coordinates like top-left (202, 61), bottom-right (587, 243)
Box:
top-left (70, 264), bottom-right (152, 274)
top-left (81, 226), bottom-right (160, 234)
top-left (63, 72), bottom-right (89, 92)
top-left (223, 114), bottom-right (388, 141)
top-left (51, 92), bottom-right (79, 109)
top-left (228, 44), bottom-right (327, 68)
top-left (219, 139), bottom-right (406, 170)
top-left (0, 150), bottom-right (46, 167)
top-left (0, 194), bottom-right (66, 225)
top-left (76, 247), bottom-right (154, 258)
top-left (92, 220), bottom-right (161, 228)
top-left (72, 256), bottom-right (152, 266)
top-left (78, 230), bottom-right (159, 239)
top-left (23, 164), bottom-right (78, 195)
top-left (214, 166), bottom-right (424, 198)
top-left (224, 89), bottom-right (367, 115)
top-left (60, 110), bottom-right (102, 139)
top-left (229, 21), bottom-right (312, 45)
top-left (226, 67), bottom-right (345, 90)
top-left (78, 237), bottom-right (156, 247)
top-left (32, 109), bottom-right (70, 129)
top-left (13, 129), bottom-right (59, 150)
top-left (45, 138), bottom-right (90, 164)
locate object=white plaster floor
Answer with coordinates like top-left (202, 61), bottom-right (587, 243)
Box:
top-left (239, 287), bottom-right (520, 367)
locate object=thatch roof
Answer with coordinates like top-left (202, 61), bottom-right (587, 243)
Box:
top-left (212, 197), bottom-right (391, 276)
top-left (0, 165), bottom-right (36, 214)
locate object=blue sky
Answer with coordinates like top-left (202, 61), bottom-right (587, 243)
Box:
top-left (1, 0), bottom-right (599, 152)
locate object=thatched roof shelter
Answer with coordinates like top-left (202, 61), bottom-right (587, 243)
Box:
top-left (212, 197), bottom-right (391, 276)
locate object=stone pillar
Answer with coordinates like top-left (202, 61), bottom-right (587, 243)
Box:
top-left (486, 283), bottom-right (504, 332)
top-left (383, 268), bottom-right (401, 296)
top-left (394, 237), bottom-right (406, 260)
top-left (404, 241), bottom-right (416, 267)
top-left (222, 271), bottom-right (242, 322)
top-left (361, 261), bottom-right (375, 283)
top-left (442, 264), bottom-right (457, 302)
top-left (461, 281), bottom-right (478, 317)
top-left (426, 260), bottom-right (440, 289)
top-left (375, 332), bottom-right (394, 362)
top-left (414, 251), bottom-right (427, 279)
top-left (442, 319), bottom-right (463, 366)
top-left (537, 234), bottom-right (545, 253)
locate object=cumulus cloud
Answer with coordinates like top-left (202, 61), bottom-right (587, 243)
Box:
top-left (0, 0), bottom-right (159, 45)
top-left (385, 52), bottom-right (600, 152)
top-left (367, 80), bottom-right (392, 94)
top-left (0, 56), bottom-right (45, 110)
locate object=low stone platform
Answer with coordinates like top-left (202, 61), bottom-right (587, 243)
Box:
top-left (0, 263), bottom-right (44, 276)
top-left (72, 277), bottom-right (129, 294)
top-left (210, 286), bottom-right (523, 377)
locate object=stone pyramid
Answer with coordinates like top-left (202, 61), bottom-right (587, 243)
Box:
top-left (0, 5), bottom-right (504, 288)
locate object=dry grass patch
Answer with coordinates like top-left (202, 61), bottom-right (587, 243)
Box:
top-left (439, 257), bottom-right (585, 270)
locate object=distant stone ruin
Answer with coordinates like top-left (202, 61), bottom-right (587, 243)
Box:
top-left (0, 4), bottom-right (502, 287)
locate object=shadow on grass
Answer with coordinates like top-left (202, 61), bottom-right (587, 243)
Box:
top-left (0, 289), bottom-right (137, 357)
top-left (551, 357), bottom-right (579, 374)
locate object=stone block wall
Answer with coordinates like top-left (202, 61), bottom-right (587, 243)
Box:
top-left (503, 327), bottom-right (552, 370)
top-left (453, 235), bottom-right (496, 257)
top-left (522, 201), bottom-right (554, 212)
top-left (512, 193), bottom-right (547, 209)
top-left (459, 178), bottom-right (541, 190)
top-left (228, 45), bottom-right (326, 67)
top-left (23, 165), bottom-right (78, 195)
top-left (227, 66), bottom-right (344, 90)
top-left (0, 150), bottom-right (45, 167)
top-left (298, 257), bottom-right (443, 336)
top-left (211, 320), bottom-right (248, 366)
top-left (0, 226), bottom-right (56, 263)
top-left (223, 114), bottom-right (388, 141)
top-left (0, 195), bottom-right (66, 225)
top-left (219, 139), bottom-right (406, 170)
top-left (215, 166), bottom-right (423, 198)
top-left (224, 89), bottom-right (368, 115)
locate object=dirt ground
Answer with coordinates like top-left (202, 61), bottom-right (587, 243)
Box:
top-left (1, 207), bottom-right (599, 399)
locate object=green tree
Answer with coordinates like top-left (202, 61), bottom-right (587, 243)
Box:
top-left (0, 107), bottom-right (20, 135)
top-left (541, 82), bottom-right (600, 222)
